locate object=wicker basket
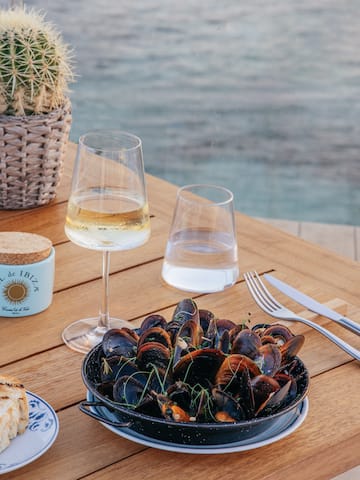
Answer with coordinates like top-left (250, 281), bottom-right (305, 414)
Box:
top-left (0, 99), bottom-right (72, 209)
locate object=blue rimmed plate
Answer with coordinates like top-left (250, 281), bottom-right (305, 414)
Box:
top-left (0, 391), bottom-right (59, 474)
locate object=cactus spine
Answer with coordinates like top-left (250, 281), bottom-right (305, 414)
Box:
top-left (0, 8), bottom-right (73, 116)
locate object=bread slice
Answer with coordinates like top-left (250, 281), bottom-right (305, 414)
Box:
top-left (0, 375), bottom-right (29, 453)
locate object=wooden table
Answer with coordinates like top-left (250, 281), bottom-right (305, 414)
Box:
top-left (0, 143), bottom-right (359, 480)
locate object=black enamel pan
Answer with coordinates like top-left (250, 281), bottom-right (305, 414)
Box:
top-left (80, 343), bottom-right (309, 446)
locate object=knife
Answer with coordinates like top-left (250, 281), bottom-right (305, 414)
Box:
top-left (264, 274), bottom-right (360, 336)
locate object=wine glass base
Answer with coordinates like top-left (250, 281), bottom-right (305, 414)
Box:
top-left (62, 317), bottom-right (134, 354)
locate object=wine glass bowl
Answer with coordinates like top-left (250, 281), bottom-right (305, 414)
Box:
top-left (62, 130), bottom-right (150, 353)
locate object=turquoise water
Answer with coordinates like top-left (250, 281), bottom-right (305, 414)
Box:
top-left (31, 0), bottom-right (360, 225)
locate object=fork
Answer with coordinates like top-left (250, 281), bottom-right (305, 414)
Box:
top-left (243, 271), bottom-right (360, 362)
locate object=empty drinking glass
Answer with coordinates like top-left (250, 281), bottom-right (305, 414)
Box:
top-left (161, 184), bottom-right (239, 293)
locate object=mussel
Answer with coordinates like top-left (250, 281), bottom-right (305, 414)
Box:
top-left (102, 328), bottom-right (138, 358)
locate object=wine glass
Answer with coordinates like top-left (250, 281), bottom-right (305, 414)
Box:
top-left (62, 130), bottom-right (150, 353)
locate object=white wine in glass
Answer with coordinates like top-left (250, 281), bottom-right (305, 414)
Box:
top-left (62, 130), bottom-right (150, 353)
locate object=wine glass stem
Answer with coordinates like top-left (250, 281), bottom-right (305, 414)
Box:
top-left (99, 251), bottom-right (111, 330)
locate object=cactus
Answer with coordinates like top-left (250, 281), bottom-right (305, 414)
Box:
top-left (0, 7), bottom-right (73, 116)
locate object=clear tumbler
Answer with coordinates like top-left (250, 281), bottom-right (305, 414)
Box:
top-left (161, 184), bottom-right (239, 293)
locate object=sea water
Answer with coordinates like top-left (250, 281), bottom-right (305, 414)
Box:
top-left (31, 0), bottom-right (360, 226)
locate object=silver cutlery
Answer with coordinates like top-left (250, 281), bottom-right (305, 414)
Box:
top-left (243, 271), bottom-right (360, 362)
top-left (264, 273), bottom-right (360, 336)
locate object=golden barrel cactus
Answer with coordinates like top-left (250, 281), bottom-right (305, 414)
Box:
top-left (0, 7), bottom-right (73, 116)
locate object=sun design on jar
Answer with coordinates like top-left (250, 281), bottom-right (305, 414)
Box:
top-left (3, 281), bottom-right (29, 304)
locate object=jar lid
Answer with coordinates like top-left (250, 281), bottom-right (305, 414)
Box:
top-left (0, 232), bottom-right (52, 265)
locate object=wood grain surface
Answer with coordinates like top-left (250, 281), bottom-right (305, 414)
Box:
top-left (0, 142), bottom-right (359, 480)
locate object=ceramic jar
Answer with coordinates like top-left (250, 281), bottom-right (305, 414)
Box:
top-left (0, 232), bottom-right (55, 317)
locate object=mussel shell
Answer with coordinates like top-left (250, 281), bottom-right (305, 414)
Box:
top-left (156, 394), bottom-right (191, 422)
top-left (229, 323), bottom-right (250, 345)
top-left (139, 314), bottom-right (168, 333)
top-left (260, 335), bottom-right (277, 345)
top-left (112, 376), bottom-right (161, 418)
top-left (250, 374), bottom-right (280, 414)
top-left (273, 373), bottom-right (298, 404)
top-left (100, 355), bottom-right (124, 383)
top-left (108, 358), bottom-right (149, 387)
top-left (176, 319), bottom-right (203, 348)
top-left (218, 329), bottom-right (231, 354)
top-left (172, 298), bottom-right (200, 325)
top-left (215, 354), bottom-right (261, 391)
top-left (212, 388), bottom-right (246, 422)
top-left (96, 381), bottom-right (114, 398)
top-left (256, 343), bottom-right (282, 376)
top-left (167, 381), bottom-right (192, 412)
top-left (173, 348), bottom-right (226, 387)
top-left (217, 318), bottom-right (238, 335)
top-left (136, 341), bottom-right (171, 371)
top-left (202, 317), bottom-right (217, 348)
top-left (204, 318), bottom-right (236, 351)
top-left (231, 329), bottom-right (262, 358)
top-left (173, 319), bottom-right (204, 365)
top-left (102, 328), bottom-right (138, 358)
top-left (215, 354), bottom-right (259, 415)
top-left (199, 309), bottom-right (215, 333)
top-left (280, 335), bottom-right (305, 364)
top-left (251, 323), bottom-right (271, 334)
top-left (99, 355), bottom-right (149, 385)
top-left (113, 376), bottom-right (149, 406)
top-left (138, 327), bottom-right (172, 350)
top-left (262, 324), bottom-right (294, 344)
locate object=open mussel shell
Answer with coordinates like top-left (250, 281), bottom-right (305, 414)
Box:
top-left (81, 342), bottom-right (309, 446)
